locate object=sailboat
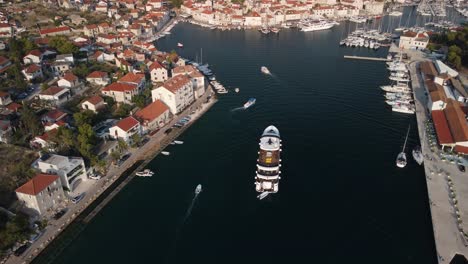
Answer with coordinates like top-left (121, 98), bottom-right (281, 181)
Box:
top-left (396, 125), bottom-right (410, 168)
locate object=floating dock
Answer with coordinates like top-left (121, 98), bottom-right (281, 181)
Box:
top-left (343, 55), bottom-right (390, 62)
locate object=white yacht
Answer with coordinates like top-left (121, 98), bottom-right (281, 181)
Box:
top-left (380, 85), bottom-right (411, 93)
top-left (301, 21), bottom-right (335, 32)
top-left (174, 140), bottom-right (184, 144)
top-left (392, 104), bottom-right (415, 114)
top-left (412, 146), bottom-right (423, 165)
top-left (161, 151), bottom-right (170, 156)
top-left (255, 126), bottom-right (282, 194)
top-left (389, 11), bottom-right (403, 16)
top-left (396, 126), bottom-right (410, 168)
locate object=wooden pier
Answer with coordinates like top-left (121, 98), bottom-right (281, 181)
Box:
top-left (343, 55), bottom-right (390, 62)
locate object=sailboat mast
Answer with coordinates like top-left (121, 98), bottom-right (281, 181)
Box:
top-left (402, 125), bottom-right (411, 151)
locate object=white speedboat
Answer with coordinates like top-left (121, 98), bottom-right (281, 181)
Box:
top-left (412, 145), bottom-right (423, 165)
top-left (174, 140), bottom-right (184, 144)
top-left (136, 169), bottom-right (154, 177)
top-left (396, 125), bottom-right (410, 168)
top-left (244, 98), bottom-right (256, 109)
top-left (177, 42), bottom-right (183, 48)
top-left (389, 11), bottom-right (403, 16)
top-left (261, 66), bottom-right (271, 75)
top-left (195, 184), bottom-right (202, 194)
top-left (257, 192), bottom-right (269, 200)
top-left (161, 151), bottom-right (170, 156)
top-left (235, 88), bottom-right (240, 93)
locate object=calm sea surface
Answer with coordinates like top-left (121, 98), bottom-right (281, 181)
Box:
top-left (39, 8), bottom-right (457, 264)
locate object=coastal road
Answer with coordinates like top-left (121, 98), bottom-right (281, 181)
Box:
top-left (410, 60), bottom-right (468, 263)
top-left (4, 87), bottom-right (216, 264)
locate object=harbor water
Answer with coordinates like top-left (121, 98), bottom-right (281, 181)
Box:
top-left (39, 10), bottom-right (444, 264)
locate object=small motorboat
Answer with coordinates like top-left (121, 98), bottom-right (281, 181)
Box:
top-left (261, 66), bottom-right (271, 75)
top-left (257, 192), bottom-right (269, 200)
top-left (177, 42), bottom-right (184, 48)
top-left (174, 140), bottom-right (184, 144)
top-left (195, 184), bottom-right (202, 194)
top-left (235, 88), bottom-right (240, 93)
top-left (161, 151), bottom-right (170, 156)
top-left (244, 98), bottom-right (256, 109)
top-left (412, 145), bottom-right (424, 165)
top-left (271, 27), bottom-right (280, 33)
top-left (136, 169), bottom-right (154, 177)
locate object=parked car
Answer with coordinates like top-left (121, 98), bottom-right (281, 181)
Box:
top-left (140, 137), bottom-right (150, 146)
top-left (117, 153), bottom-right (131, 166)
top-left (14, 243), bottom-right (30, 256)
top-left (53, 209), bottom-right (67, 220)
top-left (71, 193), bottom-right (85, 204)
top-left (89, 174), bottom-right (101, 180)
top-left (458, 164), bottom-right (465, 172)
top-left (164, 128), bottom-right (172, 134)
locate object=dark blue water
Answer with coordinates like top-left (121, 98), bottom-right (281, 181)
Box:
top-left (43, 11), bottom-right (439, 264)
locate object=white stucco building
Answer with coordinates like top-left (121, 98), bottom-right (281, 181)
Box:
top-left (33, 154), bottom-right (87, 191)
top-left (151, 75), bottom-right (195, 114)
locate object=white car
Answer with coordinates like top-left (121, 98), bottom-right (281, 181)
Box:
top-left (71, 193), bottom-right (85, 204)
top-left (89, 174), bottom-right (101, 180)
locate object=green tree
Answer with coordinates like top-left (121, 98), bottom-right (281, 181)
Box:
top-left (51, 126), bottom-right (75, 153)
top-left (77, 124), bottom-right (96, 159)
top-left (110, 151), bottom-right (121, 164)
top-left (40, 83), bottom-right (49, 91)
top-left (21, 38), bottom-right (37, 54)
top-left (449, 45), bottom-right (462, 56)
top-left (19, 105), bottom-right (43, 137)
top-left (117, 139), bottom-right (128, 153)
top-left (72, 63), bottom-right (90, 78)
top-left (171, 0), bottom-right (183, 8)
top-left (73, 110), bottom-right (96, 127)
top-left (132, 94), bottom-right (146, 108)
top-left (131, 133), bottom-right (141, 147)
top-left (114, 103), bottom-right (133, 118)
top-left (49, 36), bottom-right (78, 54)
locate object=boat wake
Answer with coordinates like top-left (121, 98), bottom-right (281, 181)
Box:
top-left (231, 107), bottom-right (245, 112)
top-left (182, 192), bottom-right (200, 223)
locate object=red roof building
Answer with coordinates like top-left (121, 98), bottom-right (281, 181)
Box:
top-left (16, 174), bottom-right (60, 196)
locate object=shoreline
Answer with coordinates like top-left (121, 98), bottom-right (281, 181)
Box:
top-left (10, 88), bottom-right (217, 264)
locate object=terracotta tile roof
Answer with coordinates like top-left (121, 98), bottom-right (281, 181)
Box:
top-left (40, 86), bottom-right (66, 96)
top-left (432, 110), bottom-right (454, 144)
top-left (6, 102), bottom-right (21, 112)
top-left (445, 99), bottom-right (468, 143)
top-left (403, 31), bottom-right (417, 38)
top-left (134, 100), bottom-right (168, 123)
top-left (172, 65), bottom-right (197, 75)
top-left (162, 75), bottom-right (191, 93)
top-left (24, 64), bottom-right (41, 73)
top-left (149, 61), bottom-right (164, 71)
top-left (429, 82), bottom-right (446, 102)
top-left (118, 72), bottom-right (145, 84)
top-left (0, 55), bottom-right (9, 65)
top-left (84, 95), bottom-right (103, 105)
top-left (44, 109), bottom-right (67, 121)
top-left (455, 145), bottom-right (468, 154)
top-left (85, 24), bottom-right (97, 29)
top-left (102, 82), bottom-right (137, 92)
top-left (39, 26), bottom-right (71, 35)
top-left (16, 174), bottom-right (59, 196)
top-left (62, 72), bottom-right (78, 82)
top-left (116, 116), bottom-right (139, 131)
top-left (26, 49), bottom-right (42, 57)
top-left (87, 71), bottom-right (108, 79)
top-left (420, 61), bottom-right (437, 79)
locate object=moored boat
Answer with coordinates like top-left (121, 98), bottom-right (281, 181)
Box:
top-left (161, 151), bottom-right (170, 156)
top-left (412, 145), bottom-right (423, 165)
top-left (255, 126), bottom-right (282, 194)
top-left (195, 184), bottom-right (202, 194)
top-left (136, 169), bottom-right (154, 177)
top-left (177, 42), bottom-right (184, 48)
top-left (396, 125), bottom-right (410, 168)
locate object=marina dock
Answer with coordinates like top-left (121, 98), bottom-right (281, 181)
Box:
top-left (343, 55), bottom-right (390, 62)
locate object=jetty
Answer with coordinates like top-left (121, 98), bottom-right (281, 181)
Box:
top-left (343, 55), bottom-right (390, 62)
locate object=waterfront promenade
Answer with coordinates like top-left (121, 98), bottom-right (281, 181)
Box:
top-left (4, 87), bottom-right (216, 264)
top-left (410, 59), bottom-right (468, 263)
